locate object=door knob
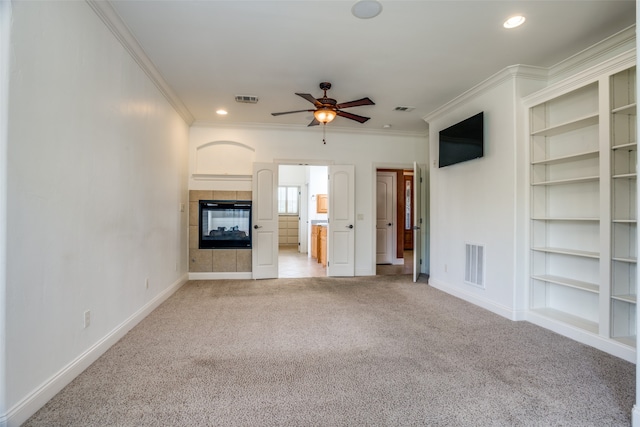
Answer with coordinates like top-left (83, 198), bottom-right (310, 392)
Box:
top-left (387, 223), bottom-right (392, 226)
top-left (253, 225), bottom-right (262, 229)
top-left (346, 224), bottom-right (354, 229)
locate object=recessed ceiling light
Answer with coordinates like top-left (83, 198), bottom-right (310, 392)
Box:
top-left (352, 0), bottom-right (383, 19)
top-left (383, 124), bottom-right (392, 129)
top-left (503, 15), bottom-right (526, 29)
top-left (216, 109), bottom-right (228, 115)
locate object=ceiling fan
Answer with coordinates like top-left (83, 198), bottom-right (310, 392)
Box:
top-left (271, 82), bottom-right (375, 127)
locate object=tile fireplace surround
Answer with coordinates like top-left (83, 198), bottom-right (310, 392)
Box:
top-left (189, 190), bottom-right (252, 273)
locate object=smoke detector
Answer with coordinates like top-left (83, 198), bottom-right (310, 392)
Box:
top-left (235, 95), bottom-right (259, 104)
top-left (394, 106), bottom-right (415, 112)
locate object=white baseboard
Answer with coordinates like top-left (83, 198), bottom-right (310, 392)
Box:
top-left (526, 310), bottom-right (636, 363)
top-left (429, 278), bottom-right (518, 320)
top-left (4, 274), bottom-right (188, 427)
top-left (632, 405), bottom-right (640, 426)
top-left (188, 272), bottom-right (252, 280)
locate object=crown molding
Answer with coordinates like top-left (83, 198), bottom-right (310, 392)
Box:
top-left (86, 0), bottom-right (195, 125)
top-left (191, 120), bottom-right (429, 138)
top-left (423, 25), bottom-right (636, 124)
top-left (547, 24), bottom-right (636, 83)
top-left (522, 49), bottom-right (636, 108)
top-left (423, 65), bottom-right (548, 123)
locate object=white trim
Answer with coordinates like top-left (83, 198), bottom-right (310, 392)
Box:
top-left (632, 405), bottom-right (640, 427)
top-left (0, 2), bottom-right (10, 426)
top-left (548, 25), bottom-right (636, 83)
top-left (192, 174), bottom-right (252, 182)
top-left (85, 0), bottom-right (194, 125)
top-left (429, 278), bottom-right (517, 321)
top-left (189, 272), bottom-right (252, 280)
top-left (3, 275), bottom-right (187, 427)
top-left (522, 50), bottom-right (636, 108)
top-left (191, 120), bottom-right (428, 138)
top-left (423, 65), bottom-right (548, 123)
top-left (526, 311), bottom-right (636, 364)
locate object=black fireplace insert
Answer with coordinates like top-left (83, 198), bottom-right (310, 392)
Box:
top-left (199, 200), bottom-right (252, 249)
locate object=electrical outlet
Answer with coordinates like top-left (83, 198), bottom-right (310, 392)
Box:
top-left (83, 310), bottom-right (91, 328)
top-left (145, 278), bottom-right (149, 289)
top-left (444, 264), bottom-right (448, 273)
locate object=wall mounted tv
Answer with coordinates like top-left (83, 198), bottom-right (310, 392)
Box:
top-left (438, 112), bottom-right (484, 168)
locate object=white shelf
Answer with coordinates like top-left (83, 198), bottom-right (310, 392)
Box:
top-left (531, 113), bottom-right (599, 137)
top-left (531, 176), bottom-right (599, 186)
top-left (612, 336), bottom-right (637, 347)
top-left (612, 103), bottom-right (637, 115)
top-left (531, 247), bottom-right (599, 259)
top-left (530, 308), bottom-right (599, 334)
top-left (532, 274), bottom-right (599, 293)
top-left (612, 173), bottom-right (637, 179)
top-left (612, 256), bottom-right (637, 264)
top-left (531, 217), bottom-right (599, 221)
top-left (612, 142), bottom-right (637, 151)
top-left (531, 150), bottom-right (599, 166)
top-left (612, 294), bottom-right (637, 304)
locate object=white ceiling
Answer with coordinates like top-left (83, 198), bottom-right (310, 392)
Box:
top-left (110, 0), bottom-right (635, 135)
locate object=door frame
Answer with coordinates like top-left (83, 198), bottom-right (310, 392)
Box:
top-left (273, 159), bottom-right (334, 276)
top-left (372, 162), bottom-right (428, 277)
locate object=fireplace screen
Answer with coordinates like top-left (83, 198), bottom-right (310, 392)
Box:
top-left (199, 201), bottom-right (252, 249)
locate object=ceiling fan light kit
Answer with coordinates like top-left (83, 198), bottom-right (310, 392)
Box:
top-left (313, 108), bottom-right (336, 124)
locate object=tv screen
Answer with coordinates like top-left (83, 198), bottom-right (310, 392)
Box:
top-left (438, 112), bottom-right (484, 168)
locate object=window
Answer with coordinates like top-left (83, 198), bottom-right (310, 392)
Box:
top-left (278, 186), bottom-right (299, 214)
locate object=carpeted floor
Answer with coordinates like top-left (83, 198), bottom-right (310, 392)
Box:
top-left (25, 275), bottom-right (635, 426)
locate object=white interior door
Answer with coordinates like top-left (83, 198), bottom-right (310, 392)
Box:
top-left (252, 162), bottom-right (278, 279)
top-left (413, 162), bottom-right (422, 282)
top-left (376, 172), bottom-right (394, 264)
top-left (328, 165), bottom-right (355, 277)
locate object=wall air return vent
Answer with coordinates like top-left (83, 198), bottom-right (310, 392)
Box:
top-left (394, 106), bottom-right (415, 112)
top-left (465, 243), bottom-right (485, 288)
top-left (235, 95), bottom-right (259, 104)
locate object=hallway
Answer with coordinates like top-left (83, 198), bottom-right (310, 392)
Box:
top-left (278, 246), bottom-right (413, 277)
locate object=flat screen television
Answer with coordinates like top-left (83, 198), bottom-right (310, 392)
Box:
top-left (438, 112), bottom-right (484, 168)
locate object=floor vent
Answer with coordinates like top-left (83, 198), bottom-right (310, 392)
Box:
top-left (465, 243), bottom-right (485, 288)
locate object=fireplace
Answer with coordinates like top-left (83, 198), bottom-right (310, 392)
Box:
top-left (199, 200), bottom-right (252, 249)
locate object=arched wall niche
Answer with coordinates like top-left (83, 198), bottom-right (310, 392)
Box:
top-left (195, 140), bottom-right (256, 176)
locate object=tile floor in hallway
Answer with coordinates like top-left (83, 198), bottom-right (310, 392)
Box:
top-left (277, 245), bottom-right (413, 277)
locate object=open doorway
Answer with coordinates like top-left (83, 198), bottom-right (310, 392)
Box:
top-left (376, 168), bottom-right (415, 276)
top-left (278, 164), bottom-right (328, 278)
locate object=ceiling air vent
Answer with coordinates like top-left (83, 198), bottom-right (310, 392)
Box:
top-left (394, 106), bottom-right (415, 112)
top-left (235, 95), bottom-right (259, 104)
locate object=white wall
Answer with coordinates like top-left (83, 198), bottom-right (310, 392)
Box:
top-left (426, 68), bottom-right (546, 319)
top-left (189, 125), bottom-right (428, 276)
top-left (5, 2), bottom-right (189, 424)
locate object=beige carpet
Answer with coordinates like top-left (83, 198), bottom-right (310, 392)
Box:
top-left (25, 275), bottom-right (634, 426)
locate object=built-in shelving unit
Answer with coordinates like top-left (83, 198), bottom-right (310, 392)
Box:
top-left (527, 63), bottom-right (637, 356)
top-left (610, 67), bottom-right (637, 348)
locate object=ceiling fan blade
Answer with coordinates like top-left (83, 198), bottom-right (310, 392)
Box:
top-left (336, 97), bottom-right (375, 109)
top-left (296, 93), bottom-right (322, 106)
top-left (336, 110), bottom-right (370, 123)
top-left (271, 109), bottom-right (313, 116)
top-left (308, 118), bottom-right (320, 127)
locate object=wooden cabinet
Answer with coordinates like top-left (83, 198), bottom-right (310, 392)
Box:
top-left (316, 194), bottom-right (328, 213)
top-left (319, 225), bottom-right (327, 267)
top-left (311, 225), bottom-right (319, 259)
top-left (526, 60), bottom-right (637, 352)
